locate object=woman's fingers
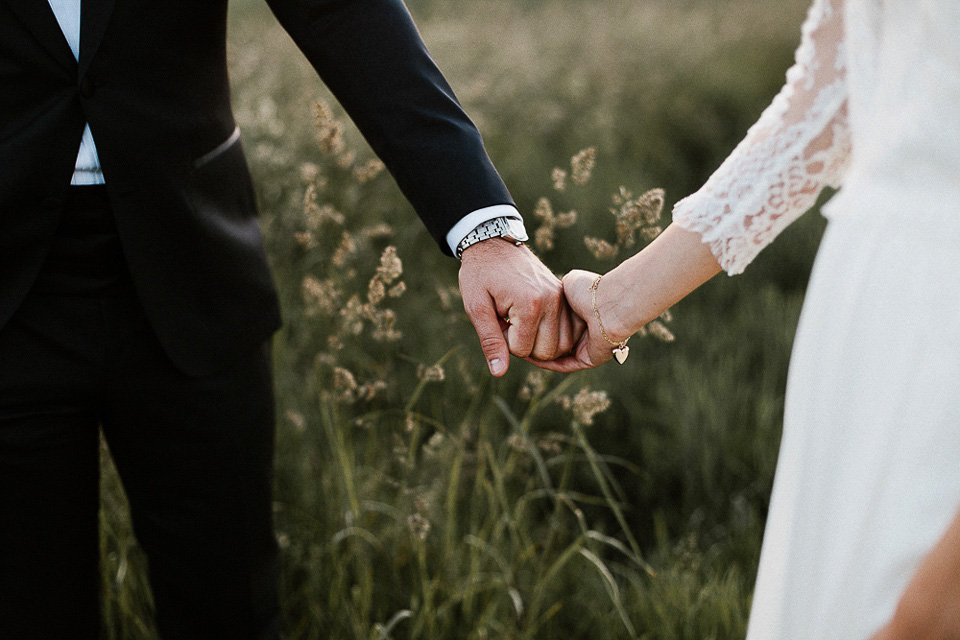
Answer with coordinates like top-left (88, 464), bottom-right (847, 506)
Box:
top-left (523, 354), bottom-right (589, 374)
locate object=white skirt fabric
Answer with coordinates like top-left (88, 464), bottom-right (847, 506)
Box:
top-left (745, 196), bottom-right (960, 639)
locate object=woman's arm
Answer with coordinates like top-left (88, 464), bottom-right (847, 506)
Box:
top-left (870, 507), bottom-right (960, 640)
top-left (534, 0), bottom-right (851, 371)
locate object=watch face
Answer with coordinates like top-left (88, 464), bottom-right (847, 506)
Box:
top-left (504, 218), bottom-right (529, 242)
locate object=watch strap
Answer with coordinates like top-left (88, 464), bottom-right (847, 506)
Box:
top-left (456, 217), bottom-right (528, 259)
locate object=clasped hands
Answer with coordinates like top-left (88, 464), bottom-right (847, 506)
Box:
top-left (459, 238), bottom-right (628, 376)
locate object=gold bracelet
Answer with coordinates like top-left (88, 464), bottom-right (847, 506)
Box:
top-left (590, 274), bottom-right (630, 364)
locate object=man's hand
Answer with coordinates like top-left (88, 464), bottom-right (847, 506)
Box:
top-left (459, 238), bottom-right (582, 376)
top-left (526, 269), bottom-right (633, 373)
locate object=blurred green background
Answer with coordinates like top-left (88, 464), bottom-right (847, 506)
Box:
top-left (99, 0), bottom-right (830, 638)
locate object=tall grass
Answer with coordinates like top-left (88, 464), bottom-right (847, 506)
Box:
top-left (99, 0), bottom-right (825, 637)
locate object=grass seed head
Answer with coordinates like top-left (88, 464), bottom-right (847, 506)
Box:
top-left (519, 370), bottom-right (548, 400)
top-left (554, 210), bottom-right (577, 228)
top-left (284, 410), bottom-right (306, 433)
top-left (359, 223), bottom-right (394, 239)
top-left (407, 513), bottom-right (431, 541)
top-left (534, 226), bottom-right (555, 252)
top-left (417, 363), bottom-right (446, 383)
top-left (302, 276), bottom-right (340, 316)
top-left (377, 247), bottom-right (403, 284)
top-left (300, 162), bottom-right (320, 183)
top-left (552, 167), bottom-right (568, 191)
top-left (571, 387), bottom-right (612, 426)
top-left (340, 296), bottom-right (366, 336)
top-left (435, 286), bottom-right (461, 312)
top-left (640, 226), bottom-right (664, 241)
top-left (371, 309), bottom-right (402, 342)
top-left (332, 231), bottom-right (358, 267)
top-left (584, 237), bottom-right (618, 261)
top-left (570, 147), bottom-right (597, 186)
top-left (333, 367), bottom-right (359, 403)
top-left (313, 100), bottom-right (345, 155)
top-left (295, 231), bottom-right (318, 249)
top-left (357, 380), bottom-right (388, 402)
top-left (647, 320), bottom-right (676, 343)
top-left (368, 277), bottom-right (386, 305)
top-left (354, 159), bottom-right (385, 183)
top-left (534, 197), bottom-right (554, 222)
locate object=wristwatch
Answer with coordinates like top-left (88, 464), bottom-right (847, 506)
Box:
top-left (456, 217), bottom-right (529, 260)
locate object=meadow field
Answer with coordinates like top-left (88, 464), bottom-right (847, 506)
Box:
top-left (98, 0), bottom-right (830, 637)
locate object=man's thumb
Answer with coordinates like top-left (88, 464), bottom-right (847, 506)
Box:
top-left (467, 301), bottom-right (510, 377)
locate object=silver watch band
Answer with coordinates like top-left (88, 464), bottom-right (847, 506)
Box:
top-left (456, 217), bottom-right (529, 259)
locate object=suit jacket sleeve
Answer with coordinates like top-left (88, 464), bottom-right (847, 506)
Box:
top-left (265, 0), bottom-right (516, 255)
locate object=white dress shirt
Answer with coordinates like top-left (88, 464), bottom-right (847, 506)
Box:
top-left (48, 0), bottom-right (104, 185)
top-left (48, 0), bottom-right (521, 251)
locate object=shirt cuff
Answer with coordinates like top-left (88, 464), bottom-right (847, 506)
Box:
top-left (445, 205), bottom-right (524, 255)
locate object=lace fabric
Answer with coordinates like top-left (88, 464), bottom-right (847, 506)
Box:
top-left (671, 0), bottom-right (852, 275)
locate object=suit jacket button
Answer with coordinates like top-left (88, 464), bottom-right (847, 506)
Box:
top-left (79, 76), bottom-right (95, 99)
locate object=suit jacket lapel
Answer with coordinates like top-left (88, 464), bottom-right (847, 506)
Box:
top-left (2, 0), bottom-right (77, 73)
top-left (79, 0), bottom-right (117, 78)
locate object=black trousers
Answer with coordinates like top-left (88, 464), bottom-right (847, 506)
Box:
top-left (0, 189), bottom-right (281, 639)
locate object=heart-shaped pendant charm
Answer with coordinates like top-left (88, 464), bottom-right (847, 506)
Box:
top-left (613, 345), bottom-right (629, 364)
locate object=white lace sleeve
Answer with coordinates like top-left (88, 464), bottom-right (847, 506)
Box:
top-left (671, 0), bottom-right (852, 275)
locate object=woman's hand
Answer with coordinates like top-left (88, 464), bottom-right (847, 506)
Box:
top-left (526, 224), bottom-right (722, 374)
top-left (526, 269), bottom-right (634, 373)
top-left (871, 509), bottom-right (960, 640)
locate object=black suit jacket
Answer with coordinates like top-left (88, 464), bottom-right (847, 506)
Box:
top-left (0, 0), bottom-right (514, 375)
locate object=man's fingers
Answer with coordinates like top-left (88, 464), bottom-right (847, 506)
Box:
top-left (506, 309), bottom-right (540, 359)
top-left (556, 305), bottom-right (575, 356)
top-left (557, 302), bottom-right (586, 357)
top-left (530, 303), bottom-right (561, 361)
top-left (465, 295), bottom-right (511, 377)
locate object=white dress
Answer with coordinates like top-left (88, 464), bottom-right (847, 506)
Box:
top-left (671, 0), bottom-right (960, 638)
